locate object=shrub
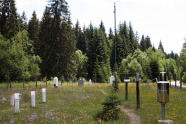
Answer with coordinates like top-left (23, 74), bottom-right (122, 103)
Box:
top-left (96, 95), bottom-right (121, 121)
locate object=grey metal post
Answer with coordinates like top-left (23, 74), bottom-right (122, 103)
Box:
top-left (161, 103), bottom-right (165, 120)
top-left (125, 82), bottom-right (128, 100)
top-left (136, 72), bottom-right (140, 108)
top-left (114, 2), bottom-right (118, 91)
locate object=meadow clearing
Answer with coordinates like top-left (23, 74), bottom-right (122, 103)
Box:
top-left (0, 81), bottom-right (185, 124)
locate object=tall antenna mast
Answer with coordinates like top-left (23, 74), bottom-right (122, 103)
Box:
top-left (114, 2), bottom-right (118, 91)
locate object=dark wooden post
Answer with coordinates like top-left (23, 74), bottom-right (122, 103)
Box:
top-left (180, 73), bottom-right (182, 89)
top-left (125, 82), bottom-right (128, 100)
top-left (175, 74), bottom-right (177, 87)
top-left (169, 74), bottom-right (171, 88)
top-left (136, 72), bottom-right (140, 108)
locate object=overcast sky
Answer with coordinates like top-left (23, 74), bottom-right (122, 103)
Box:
top-left (15, 0), bottom-right (186, 54)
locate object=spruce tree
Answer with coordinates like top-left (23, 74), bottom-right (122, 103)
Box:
top-left (28, 11), bottom-right (40, 54)
top-left (0, 0), bottom-right (19, 39)
top-left (18, 11), bottom-right (28, 31)
top-left (145, 36), bottom-right (152, 49)
top-left (158, 40), bottom-right (164, 53)
top-left (39, 7), bottom-right (52, 77)
top-left (140, 35), bottom-right (146, 51)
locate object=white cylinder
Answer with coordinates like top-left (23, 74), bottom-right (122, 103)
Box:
top-left (10, 95), bottom-right (14, 107)
top-left (110, 76), bottom-right (114, 85)
top-left (31, 91), bottom-right (36, 107)
top-left (89, 79), bottom-right (92, 85)
top-left (53, 77), bottom-right (58, 87)
top-left (14, 93), bottom-right (20, 113)
top-left (42, 88), bottom-right (46, 102)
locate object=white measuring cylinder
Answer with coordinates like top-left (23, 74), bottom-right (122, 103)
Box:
top-left (110, 76), bottom-right (115, 85)
top-left (31, 91), bottom-right (36, 107)
top-left (89, 79), bottom-right (92, 85)
top-left (42, 88), bottom-right (46, 102)
top-left (14, 93), bottom-right (20, 113)
top-left (53, 77), bottom-right (58, 87)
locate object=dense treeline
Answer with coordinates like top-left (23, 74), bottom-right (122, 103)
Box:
top-left (0, 0), bottom-right (185, 84)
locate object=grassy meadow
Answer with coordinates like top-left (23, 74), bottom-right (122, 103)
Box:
top-left (0, 81), bottom-right (185, 124)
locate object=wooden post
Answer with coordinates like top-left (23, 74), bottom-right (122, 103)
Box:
top-left (175, 74), bottom-right (177, 87)
top-left (125, 82), bottom-right (128, 100)
top-left (136, 72), bottom-right (140, 108)
top-left (180, 73), bottom-right (182, 89)
top-left (169, 74), bottom-right (171, 88)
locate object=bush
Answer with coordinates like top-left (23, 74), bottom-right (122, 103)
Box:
top-left (129, 76), bottom-right (136, 82)
top-left (95, 95), bottom-right (121, 121)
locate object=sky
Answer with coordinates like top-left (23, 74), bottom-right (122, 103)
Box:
top-left (15, 0), bottom-right (186, 54)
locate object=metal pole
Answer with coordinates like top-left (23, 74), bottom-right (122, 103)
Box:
top-left (136, 72), bottom-right (140, 108)
top-left (125, 82), bottom-right (128, 100)
top-left (161, 103), bottom-right (165, 120)
top-left (114, 2), bottom-right (118, 91)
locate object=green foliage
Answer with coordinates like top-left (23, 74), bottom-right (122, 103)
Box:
top-left (74, 50), bottom-right (88, 79)
top-left (0, 0), bottom-right (19, 39)
top-left (96, 95), bottom-right (121, 121)
top-left (129, 76), bottom-right (136, 82)
top-left (0, 31), bottom-right (41, 81)
top-left (28, 11), bottom-right (40, 54)
top-left (179, 42), bottom-right (186, 73)
top-left (182, 72), bottom-right (186, 83)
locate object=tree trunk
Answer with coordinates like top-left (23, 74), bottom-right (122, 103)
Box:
top-left (23, 77), bottom-right (25, 88)
top-left (7, 74), bottom-right (9, 91)
top-left (36, 76), bottom-right (37, 88)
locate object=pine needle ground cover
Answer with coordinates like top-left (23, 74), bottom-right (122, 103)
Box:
top-left (0, 82), bottom-right (185, 123)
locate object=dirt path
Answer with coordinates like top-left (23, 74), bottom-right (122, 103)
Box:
top-left (100, 89), bottom-right (141, 124)
top-left (119, 106), bottom-right (141, 124)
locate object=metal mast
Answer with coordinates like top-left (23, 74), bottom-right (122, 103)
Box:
top-left (114, 2), bottom-right (118, 91)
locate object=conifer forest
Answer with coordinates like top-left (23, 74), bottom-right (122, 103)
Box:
top-left (0, 0), bottom-right (186, 84)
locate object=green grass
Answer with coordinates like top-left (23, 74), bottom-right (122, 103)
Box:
top-left (117, 83), bottom-right (186, 124)
top-left (0, 82), bottom-right (129, 123)
top-left (0, 82), bottom-right (185, 123)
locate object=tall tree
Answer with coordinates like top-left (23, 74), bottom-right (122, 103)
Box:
top-left (18, 11), bottom-right (28, 31)
top-left (39, 0), bottom-right (76, 80)
top-left (140, 35), bottom-right (146, 51)
top-left (0, 0), bottom-right (19, 39)
top-left (28, 11), bottom-right (40, 54)
top-left (179, 41), bottom-right (186, 73)
top-left (145, 36), bottom-right (152, 49)
top-left (158, 40), bottom-right (164, 53)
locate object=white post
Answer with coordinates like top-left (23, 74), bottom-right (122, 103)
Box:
top-left (53, 77), bottom-right (58, 88)
top-left (42, 88), bottom-right (46, 102)
top-left (10, 95), bottom-right (14, 106)
top-left (89, 79), bottom-right (92, 85)
top-left (14, 93), bottom-right (20, 113)
top-left (31, 91), bottom-right (36, 107)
